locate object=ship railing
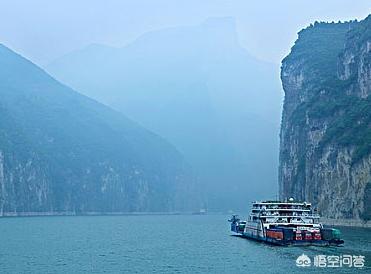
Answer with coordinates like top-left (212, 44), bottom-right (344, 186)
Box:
top-left (252, 213), bottom-right (321, 218)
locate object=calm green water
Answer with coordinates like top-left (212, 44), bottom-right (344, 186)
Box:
top-left (0, 214), bottom-right (369, 273)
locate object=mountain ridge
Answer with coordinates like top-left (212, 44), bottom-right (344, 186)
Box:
top-left (0, 44), bottom-right (197, 214)
top-left (46, 17), bottom-right (282, 210)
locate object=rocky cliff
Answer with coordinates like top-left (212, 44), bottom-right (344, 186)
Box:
top-left (0, 44), bottom-right (197, 215)
top-left (279, 15), bottom-right (371, 221)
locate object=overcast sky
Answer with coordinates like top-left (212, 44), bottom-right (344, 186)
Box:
top-left (0, 0), bottom-right (370, 66)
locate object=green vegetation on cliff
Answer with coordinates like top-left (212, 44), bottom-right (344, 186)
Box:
top-left (283, 21), bottom-right (354, 82)
top-left (280, 15), bottom-right (371, 221)
top-left (284, 18), bottom-right (371, 165)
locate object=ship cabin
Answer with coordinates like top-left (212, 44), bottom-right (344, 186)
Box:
top-left (248, 200), bottom-right (321, 230)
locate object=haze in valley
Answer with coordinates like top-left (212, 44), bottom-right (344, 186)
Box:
top-left (0, 0), bottom-right (369, 211)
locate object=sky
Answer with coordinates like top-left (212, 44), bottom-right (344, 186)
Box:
top-left (0, 0), bottom-right (370, 66)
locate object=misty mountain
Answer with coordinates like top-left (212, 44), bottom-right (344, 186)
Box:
top-left (47, 17), bottom-right (282, 210)
top-left (0, 44), bottom-right (197, 214)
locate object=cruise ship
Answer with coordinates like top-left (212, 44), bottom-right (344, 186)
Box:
top-left (228, 198), bottom-right (344, 246)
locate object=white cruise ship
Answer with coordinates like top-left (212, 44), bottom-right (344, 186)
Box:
top-left (228, 198), bottom-right (344, 246)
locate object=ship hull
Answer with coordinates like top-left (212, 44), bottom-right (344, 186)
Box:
top-left (234, 233), bottom-right (342, 246)
top-left (228, 200), bottom-right (344, 247)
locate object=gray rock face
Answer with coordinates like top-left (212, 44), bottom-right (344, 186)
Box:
top-left (338, 37), bottom-right (371, 98)
top-left (0, 44), bottom-right (197, 215)
top-left (279, 16), bottom-right (371, 221)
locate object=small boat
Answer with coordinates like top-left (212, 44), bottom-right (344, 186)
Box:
top-left (192, 208), bottom-right (207, 215)
top-left (228, 198), bottom-right (344, 246)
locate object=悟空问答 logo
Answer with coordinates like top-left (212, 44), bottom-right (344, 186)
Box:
top-left (296, 254), bottom-right (311, 267)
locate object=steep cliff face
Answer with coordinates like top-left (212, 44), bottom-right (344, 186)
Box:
top-left (0, 44), bottom-right (197, 214)
top-left (279, 16), bottom-right (371, 221)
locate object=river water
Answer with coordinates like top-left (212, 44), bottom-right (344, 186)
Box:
top-left (0, 214), bottom-right (369, 273)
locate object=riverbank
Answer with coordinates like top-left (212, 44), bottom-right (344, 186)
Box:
top-left (0, 211), bottom-right (187, 217)
top-left (321, 217), bottom-right (371, 228)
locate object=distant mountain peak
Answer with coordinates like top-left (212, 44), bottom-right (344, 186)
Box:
top-left (45, 18), bottom-right (282, 211)
top-left (199, 16), bottom-right (238, 46)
